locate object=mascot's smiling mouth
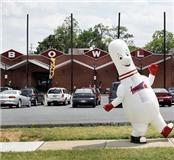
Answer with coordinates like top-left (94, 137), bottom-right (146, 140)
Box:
top-left (125, 64), bottom-right (130, 67)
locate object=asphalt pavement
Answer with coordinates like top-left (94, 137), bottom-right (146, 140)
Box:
top-left (1, 95), bottom-right (174, 127)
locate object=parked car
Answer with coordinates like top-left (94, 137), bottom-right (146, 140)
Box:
top-left (72, 88), bottom-right (96, 108)
top-left (21, 88), bottom-right (45, 106)
top-left (168, 87), bottom-right (174, 102)
top-left (0, 87), bottom-right (12, 92)
top-left (153, 88), bottom-right (172, 107)
top-left (0, 90), bottom-right (31, 108)
top-left (46, 87), bottom-right (71, 106)
top-left (104, 88), bottom-right (110, 94)
top-left (108, 81), bottom-right (122, 107)
top-left (92, 88), bottom-right (101, 105)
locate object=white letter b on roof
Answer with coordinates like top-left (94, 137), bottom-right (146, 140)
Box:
top-left (8, 51), bottom-right (15, 58)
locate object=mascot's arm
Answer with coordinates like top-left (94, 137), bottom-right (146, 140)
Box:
top-left (111, 97), bottom-right (123, 107)
top-left (148, 64), bottom-right (158, 86)
top-left (103, 85), bottom-right (124, 112)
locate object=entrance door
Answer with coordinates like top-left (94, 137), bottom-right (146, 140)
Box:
top-left (32, 72), bottom-right (49, 92)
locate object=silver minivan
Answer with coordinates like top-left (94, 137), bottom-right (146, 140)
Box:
top-left (46, 87), bottom-right (71, 106)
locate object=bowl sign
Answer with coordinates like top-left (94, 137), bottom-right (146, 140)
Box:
top-left (92, 51), bottom-right (101, 58)
top-left (41, 49), bottom-right (63, 58)
top-left (48, 51), bottom-right (57, 58)
top-left (1, 50), bottom-right (23, 60)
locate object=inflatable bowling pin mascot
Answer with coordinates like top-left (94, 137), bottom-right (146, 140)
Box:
top-left (104, 39), bottom-right (173, 144)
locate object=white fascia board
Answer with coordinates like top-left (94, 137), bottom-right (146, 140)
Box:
top-left (0, 62), bottom-right (10, 69)
top-left (29, 59), bottom-right (49, 70)
top-left (55, 60), bottom-right (94, 70)
top-left (7, 60), bottom-right (49, 70)
top-left (7, 60), bottom-right (27, 70)
top-left (96, 61), bottom-right (113, 70)
top-left (55, 60), bottom-right (71, 69)
top-left (142, 57), bottom-right (171, 70)
top-left (73, 59), bottom-right (94, 70)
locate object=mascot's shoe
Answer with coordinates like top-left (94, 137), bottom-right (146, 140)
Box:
top-left (161, 123), bottom-right (173, 137)
top-left (130, 136), bottom-right (147, 144)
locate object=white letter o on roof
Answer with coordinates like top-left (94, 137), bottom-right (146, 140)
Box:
top-left (48, 51), bottom-right (56, 58)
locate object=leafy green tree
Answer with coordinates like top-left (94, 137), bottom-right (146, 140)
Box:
top-left (76, 24), bottom-right (109, 51)
top-left (35, 16), bottom-right (80, 54)
top-left (76, 29), bottom-right (94, 48)
top-left (128, 45), bottom-right (138, 52)
top-left (35, 35), bottom-right (57, 54)
top-left (35, 17), bottom-right (135, 53)
top-left (144, 30), bottom-right (174, 54)
top-left (106, 26), bottom-right (134, 45)
top-left (77, 24), bottom-right (134, 51)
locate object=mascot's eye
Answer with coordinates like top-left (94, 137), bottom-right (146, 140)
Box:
top-left (126, 54), bottom-right (129, 56)
top-left (119, 57), bottom-right (123, 60)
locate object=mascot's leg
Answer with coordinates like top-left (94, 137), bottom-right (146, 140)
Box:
top-left (131, 123), bottom-right (148, 144)
top-left (151, 113), bottom-right (173, 137)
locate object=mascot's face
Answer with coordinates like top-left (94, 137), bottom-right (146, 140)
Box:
top-left (108, 39), bottom-right (136, 75)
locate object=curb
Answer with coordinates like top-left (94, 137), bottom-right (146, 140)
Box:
top-left (0, 122), bottom-right (131, 129)
top-left (1, 121), bottom-right (174, 128)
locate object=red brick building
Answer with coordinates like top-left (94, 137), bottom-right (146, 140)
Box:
top-left (0, 48), bottom-right (174, 92)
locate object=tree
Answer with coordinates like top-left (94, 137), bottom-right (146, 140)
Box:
top-left (35, 17), bottom-right (135, 53)
top-left (144, 30), bottom-right (174, 54)
top-left (128, 45), bottom-right (138, 52)
top-left (35, 35), bottom-right (57, 54)
top-left (35, 16), bottom-right (80, 54)
top-left (77, 24), bottom-right (134, 51)
top-left (76, 24), bottom-right (109, 51)
top-left (106, 26), bottom-right (134, 45)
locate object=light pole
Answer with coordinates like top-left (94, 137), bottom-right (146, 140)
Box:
top-left (70, 13), bottom-right (74, 93)
top-left (4, 64), bottom-right (8, 86)
top-left (163, 12), bottom-right (166, 89)
top-left (93, 63), bottom-right (97, 88)
top-left (26, 14), bottom-right (29, 88)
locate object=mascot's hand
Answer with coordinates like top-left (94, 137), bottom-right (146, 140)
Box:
top-left (148, 64), bottom-right (158, 76)
top-left (103, 103), bottom-right (114, 112)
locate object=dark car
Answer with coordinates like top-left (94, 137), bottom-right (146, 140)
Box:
top-left (108, 81), bottom-right (122, 108)
top-left (21, 88), bottom-right (45, 106)
top-left (104, 88), bottom-right (110, 94)
top-left (92, 88), bottom-right (101, 105)
top-left (168, 87), bottom-right (174, 102)
top-left (153, 88), bottom-right (172, 107)
top-left (0, 87), bottom-right (12, 92)
top-left (72, 88), bottom-right (96, 108)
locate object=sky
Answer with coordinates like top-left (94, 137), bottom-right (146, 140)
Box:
top-left (1, 0), bottom-right (174, 54)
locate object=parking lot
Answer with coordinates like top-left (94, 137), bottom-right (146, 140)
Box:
top-left (1, 95), bottom-right (174, 127)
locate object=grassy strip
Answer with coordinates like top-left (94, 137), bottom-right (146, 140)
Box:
top-left (0, 125), bottom-right (173, 142)
top-left (1, 148), bottom-right (174, 160)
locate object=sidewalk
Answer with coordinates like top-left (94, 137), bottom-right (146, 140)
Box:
top-left (0, 138), bottom-right (174, 152)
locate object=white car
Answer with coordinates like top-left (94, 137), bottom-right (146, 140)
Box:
top-left (0, 90), bottom-right (31, 108)
top-left (46, 87), bottom-right (71, 106)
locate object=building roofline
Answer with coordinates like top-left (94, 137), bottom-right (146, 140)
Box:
top-left (7, 59), bottom-right (49, 70)
top-left (142, 56), bottom-right (171, 70)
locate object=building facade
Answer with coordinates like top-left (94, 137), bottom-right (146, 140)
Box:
top-left (0, 48), bottom-right (174, 92)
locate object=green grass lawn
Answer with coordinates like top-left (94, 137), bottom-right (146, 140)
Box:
top-left (1, 148), bottom-right (174, 160)
top-left (0, 125), bottom-right (174, 142)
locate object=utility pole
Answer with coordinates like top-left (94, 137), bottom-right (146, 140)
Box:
top-left (70, 13), bottom-right (74, 93)
top-left (117, 12), bottom-right (121, 39)
top-left (163, 12), bottom-right (166, 89)
top-left (116, 12), bottom-right (121, 81)
top-left (26, 14), bottom-right (29, 88)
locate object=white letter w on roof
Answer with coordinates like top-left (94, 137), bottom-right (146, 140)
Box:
top-left (92, 51), bottom-right (101, 58)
